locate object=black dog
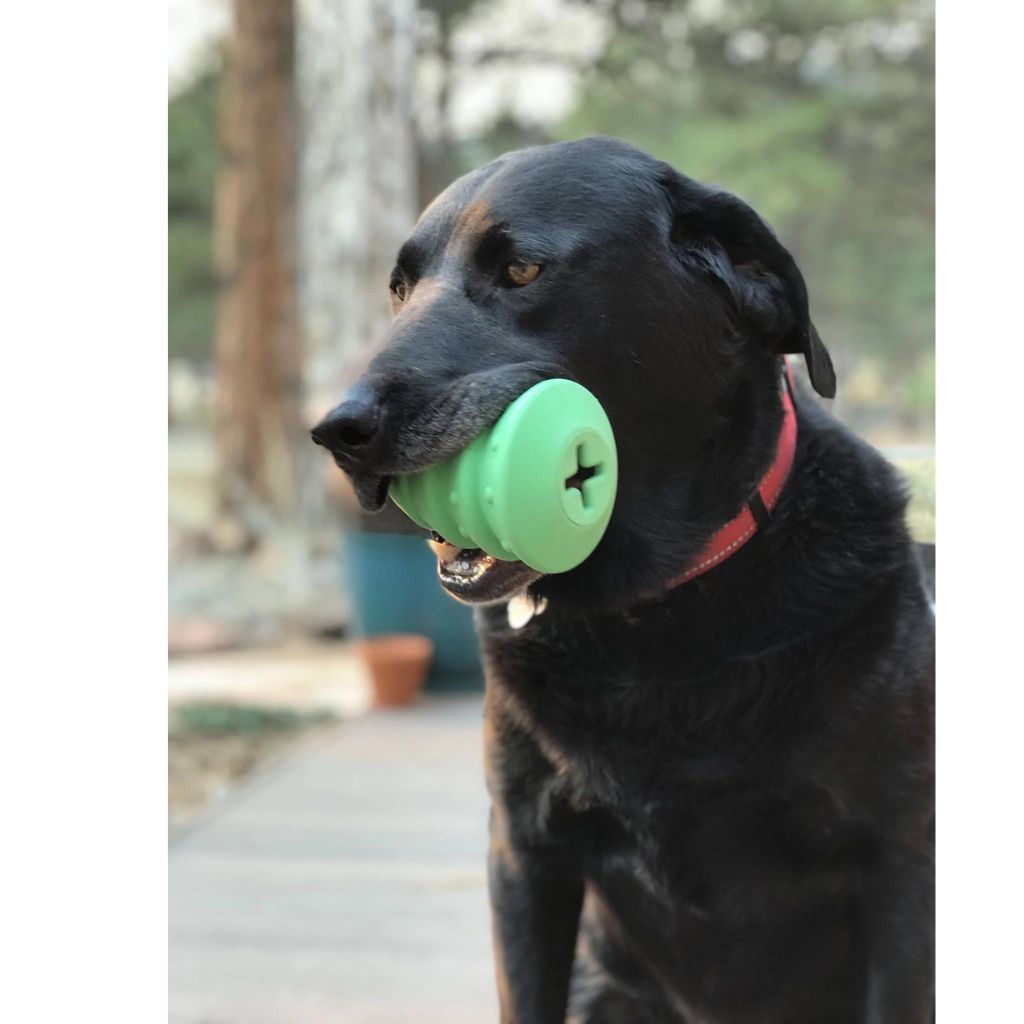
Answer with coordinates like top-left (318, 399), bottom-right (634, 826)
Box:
top-left (312, 137), bottom-right (935, 1024)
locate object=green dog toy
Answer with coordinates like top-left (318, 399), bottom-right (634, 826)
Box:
top-left (389, 378), bottom-right (618, 574)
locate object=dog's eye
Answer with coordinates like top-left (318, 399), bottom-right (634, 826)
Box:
top-left (389, 278), bottom-right (410, 313)
top-left (503, 262), bottom-right (542, 287)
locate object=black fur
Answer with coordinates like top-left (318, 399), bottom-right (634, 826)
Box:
top-left (313, 137), bottom-right (935, 1023)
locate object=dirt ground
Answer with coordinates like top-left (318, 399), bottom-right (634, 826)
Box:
top-left (169, 702), bottom-right (333, 824)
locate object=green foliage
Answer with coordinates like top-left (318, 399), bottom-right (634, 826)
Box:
top-left (171, 701), bottom-right (331, 736)
top-left (168, 69), bottom-right (220, 363)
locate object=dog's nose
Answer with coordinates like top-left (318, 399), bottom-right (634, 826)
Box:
top-left (311, 387), bottom-right (382, 459)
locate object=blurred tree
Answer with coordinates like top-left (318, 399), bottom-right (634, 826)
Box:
top-left (294, 0), bottom-right (418, 542)
top-left (213, 0), bottom-right (304, 536)
top-left (414, 0), bottom-right (479, 205)
top-left (297, 0), bottom-right (417, 411)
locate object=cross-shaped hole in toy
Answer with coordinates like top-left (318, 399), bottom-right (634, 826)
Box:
top-left (564, 445), bottom-right (600, 508)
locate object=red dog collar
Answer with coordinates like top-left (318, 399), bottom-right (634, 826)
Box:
top-left (670, 366), bottom-right (798, 588)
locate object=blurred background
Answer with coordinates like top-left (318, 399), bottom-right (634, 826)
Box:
top-left (168, 1), bottom-right (934, 1021)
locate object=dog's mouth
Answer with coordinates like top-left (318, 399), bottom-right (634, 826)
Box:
top-left (427, 533), bottom-right (542, 604)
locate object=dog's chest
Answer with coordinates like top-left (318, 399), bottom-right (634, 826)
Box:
top-left (488, 638), bottom-right (741, 799)
top-left (492, 650), bottom-right (867, 874)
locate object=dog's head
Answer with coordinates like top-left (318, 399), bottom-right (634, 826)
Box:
top-left (312, 137), bottom-right (834, 610)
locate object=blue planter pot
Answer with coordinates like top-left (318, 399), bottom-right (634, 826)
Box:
top-left (341, 529), bottom-right (483, 692)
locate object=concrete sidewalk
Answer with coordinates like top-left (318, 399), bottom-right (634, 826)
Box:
top-left (169, 696), bottom-right (498, 1024)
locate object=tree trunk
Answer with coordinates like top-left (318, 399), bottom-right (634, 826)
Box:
top-left (296, 0), bottom-right (417, 411)
top-left (214, 0), bottom-right (302, 538)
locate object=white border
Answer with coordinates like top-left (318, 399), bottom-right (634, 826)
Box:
top-left (0, 3), bottom-right (167, 1020)
top-left (937, 0), bottom-right (1024, 1017)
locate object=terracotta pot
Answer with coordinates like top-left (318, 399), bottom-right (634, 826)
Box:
top-left (357, 634), bottom-right (434, 708)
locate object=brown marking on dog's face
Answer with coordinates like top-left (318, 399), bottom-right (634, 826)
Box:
top-left (450, 199), bottom-right (494, 251)
top-left (390, 198), bottom-right (495, 323)
top-left (455, 198), bottom-right (491, 230)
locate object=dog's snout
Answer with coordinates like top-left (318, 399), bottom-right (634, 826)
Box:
top-left (311, 388), bottom-right (382, 459)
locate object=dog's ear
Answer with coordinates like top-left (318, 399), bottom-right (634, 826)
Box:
top-left (657, 167), bottom-right (836, 398)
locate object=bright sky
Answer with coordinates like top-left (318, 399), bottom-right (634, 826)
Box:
top-left (168, 0), bottom-right (227, 96)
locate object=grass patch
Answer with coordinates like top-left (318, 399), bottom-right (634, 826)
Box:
top-left (172, 701), bottom-right (331, 736)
